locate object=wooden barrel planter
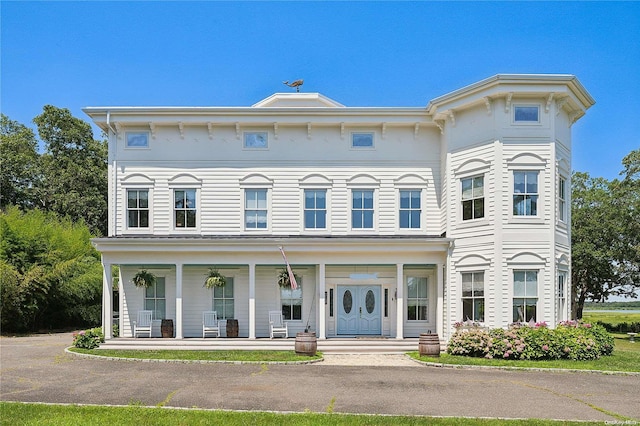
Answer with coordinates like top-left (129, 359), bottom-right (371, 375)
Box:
top-left (226, 319), bottom-right (239, 338)
top-left (295, 332), bottom-right (317, 356)
top-left (161, 319), bottom-right (174, 338)
top-left (418, 332), bottom-right (440, 357)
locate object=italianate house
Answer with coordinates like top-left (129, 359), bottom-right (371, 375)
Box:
top-left (84, 74), bottom-right (594, 341)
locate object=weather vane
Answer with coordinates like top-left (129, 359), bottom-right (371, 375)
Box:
top-left (283, 79), bottom-right (304, 92)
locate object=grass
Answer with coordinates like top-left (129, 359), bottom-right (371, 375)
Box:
top-left (69, 348), bottom-right (322, 362)
top-left (0, 402), bottom-right (607, 425)
top-left (410, 333), bottom-right (640, 373)
top-left (582, 311), bottom-right (640, 326)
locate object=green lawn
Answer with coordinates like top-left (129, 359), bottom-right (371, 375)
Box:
top-left (70, 348), bottom-right (322, 362)
top-left (0, 402), bottom-right (607, 425)
top-left (582, 311), bottom-right (640, 326)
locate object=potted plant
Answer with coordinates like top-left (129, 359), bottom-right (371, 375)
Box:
top-left (132, 270), bottom-right (156, 289)
top-left (204, 268), bottom-right (226, 288)
top-left (277, 268), bottom-right (300, 288)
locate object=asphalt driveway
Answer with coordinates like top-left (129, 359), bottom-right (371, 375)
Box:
top-left (1, 333), bottom-right (639, 422)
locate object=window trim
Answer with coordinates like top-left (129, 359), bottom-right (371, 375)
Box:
top-left (350, 188), bottom-right (376, 230)
top-left (144, 276), bottom-right (166, 320)
top-left (280, 277), bottom-right (303, 321)
top-left (461, 175), bottom-right (485, 222)
top-left (406, 276), bottom-right (429, 322)
top-left (212, 276), bottom-right (235, 320)
top-left (244, 188), bottom-right (270, 231)
top-left (513, 104), bottom-right (541, 124)
top-left (512, 269), bottom-right (539, 323)
top-left (303, 188), bottom-right (328, 231)
top-left (512, 170), bottom-right (540, 218)
top-left (461, 271), bottom-right (485, 323)
top-left (125, 132), bottom-right (150, 149)
top-left (398, 189), bottom-right (422, 230)
top-left (558, 176), bottom-right (567, 223)
top-left (243, 131), bottom-right (269, 149)
top-left (556, 271), bottom-right (568, 324)
top-left (126, 188), bottom-right (150, 230)
top-left (173, 188), bottom-right (199, 231)
top-left (350, 132), bottom-right (375, 149)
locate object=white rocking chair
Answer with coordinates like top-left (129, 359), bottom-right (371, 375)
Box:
top-left (269, 310), bottom-right (288, 339)
top-left (133, 310), bottom-right (153, 338)
top-left (202, 311), bottom-right (221, 338)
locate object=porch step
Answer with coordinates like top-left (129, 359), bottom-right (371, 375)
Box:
top-left (99, 337), bottom-right (442, 354)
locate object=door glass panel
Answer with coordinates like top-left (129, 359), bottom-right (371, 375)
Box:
top-left (365, 290), bottom-right (375, 314)
top-left (343, 290), bottom-right (352, 314)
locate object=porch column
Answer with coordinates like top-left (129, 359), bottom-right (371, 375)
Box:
top-left (249, 263), bottom-right (256, 339)
top-left (396, 263), bottom-right (404, 339)
top-left (175, 263), bottom-right (183, 339)
top-left (436, 262), bottom-right (444, 337)
top-left (318, 263), bottom-right (326, 339)
top-left (102, 260), bottom-right (113, 339)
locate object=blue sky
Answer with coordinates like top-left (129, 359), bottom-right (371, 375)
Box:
top-left (1, 1), bottom-right (639, 180)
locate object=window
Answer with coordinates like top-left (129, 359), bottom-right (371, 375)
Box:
top-left (304, 189), bottom-right (326, 229)
top-left (556, 272), bottom-right (567, 323)
top-left (174, 189), bottom-right (196, 228)
top-left (514, 105), bottom-right (539, 122)
top-left (145, 277), bottom-right (166, 320)
top-left (244, 132), bottom-right (268, 149)
top-left (407, 277), bottom-right (428, 321)
top-left (513, 270), bottom-right (538, 322)
top-left (127, 189), bottom-right (149, 228)
top-left (126, 132), bottom-right (149, 148)
top-left (281, 279), bottom-right (302, 320)
top-left (558, 177), bottom-right (567, 222)
top-left (351, 132), bottom-right (374, 148)
top-left (461, 176), bottom-right (484, 220)
top-left (245, 189), bottom-right (267, 229)
top-left (352, 190), bottom-right (374, 229)
top-left (213, 277), bottom-right (234, 320)
top-left (513, 171), bottom-right (538, 216)
top-left (462, 272), bottom-right (485, 322)
top-left (399, 190), bottom-right (421, 228)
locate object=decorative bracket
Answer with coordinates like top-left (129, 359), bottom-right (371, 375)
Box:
top-left (340, 122), bottom-right (345, 139)
top-left (273, 123), bottom-right (278, 139)
top-left (505, 92), bottom-right (513, 113)
top-left (414, 123), bottom-right (420, 138)
top-left (545, 93), bottom-right (554, 113)
top-left (484, 97), bottom-right (492, 115)
top-left (235, 123), bottom-right (240, 139)
top-left (568, 111), bottom-right (583, 126)
top-left (207, 122), bottom-right (213, 140)
top-left (448, 111), bottom-right (456, 127)
top-left (434, 119), bottom-right (445, 134)
top-left (381, 123), bottom-right (387, 139)
top-left (115, 122), bottom-right (123, 140)
top-left (555, 97), bottom-right (570, 116)
top-left (307, 122), bottom-right (312, 139)
top-left (149, 122), bottom-right (156, 139)
top-left (178, 122), bottom-right (184, 139)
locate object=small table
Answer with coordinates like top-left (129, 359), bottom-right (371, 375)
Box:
top-left (628, 332), bottom-right (637, 343)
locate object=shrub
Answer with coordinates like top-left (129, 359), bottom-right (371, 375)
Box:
top-left (73, 327), bottom-right (104, 349)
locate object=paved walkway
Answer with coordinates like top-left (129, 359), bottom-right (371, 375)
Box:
top-left (2, 333), bottom-right (639, 422)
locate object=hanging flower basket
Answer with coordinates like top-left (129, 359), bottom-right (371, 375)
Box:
top-left (132, 270), bottom-right (156, 289)
top-left (204, 268), bottom-right (226, 288)
top-left (277, 268), bottom-right (300, 288)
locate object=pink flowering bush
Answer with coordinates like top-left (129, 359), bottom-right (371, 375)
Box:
top-left (72, 327), bottom-right (104, 349)
top-left (446, 321), bottom-right (613, 361)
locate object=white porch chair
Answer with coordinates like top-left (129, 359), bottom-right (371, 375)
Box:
top-left (202, 311), bottom-right (221, 338)
top-left (269, 310), bottom-right (288, 339)
top-left (133, 310), bottom-right (153, 338)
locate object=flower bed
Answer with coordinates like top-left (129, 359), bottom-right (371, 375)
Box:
top-left (447, 321), bottom-right (614, 361)
top-left (73, 327), bottom-right (104, 349)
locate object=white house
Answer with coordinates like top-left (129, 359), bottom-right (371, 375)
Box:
top-left (85, 74), bottom-right (594, 341)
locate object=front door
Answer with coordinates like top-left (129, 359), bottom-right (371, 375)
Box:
top-left (337, 285), bottom-right (381, 335)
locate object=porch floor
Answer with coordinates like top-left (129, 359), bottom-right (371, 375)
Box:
top-left (100, 337), bottom-right (435, 354)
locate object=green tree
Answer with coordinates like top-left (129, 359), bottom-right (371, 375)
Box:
top-left (33, 105), bottom-right (108, 236)
top-left (0, 114), bottom-right (40, 209)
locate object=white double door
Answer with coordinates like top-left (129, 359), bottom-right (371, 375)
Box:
top-left (337, 285), bottom-right (381, 335)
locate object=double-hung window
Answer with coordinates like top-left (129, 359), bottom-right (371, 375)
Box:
top-left (513, 270), bottom-right (538, 322)
top-left (407, 277), bottom-right (428, 321)
top-left (513, 171), bottom-right (538, 216)
top-left (352, 190), bottom-right (374, 229)
top-left (556, 272), bottom-right (567, 323)
top-left (127, 189), bottom-right (149, 228)
top-left (558, 177), bottom-right (567, 222)
top-left (245, 189), bottom-right (267, 229)
top-left (145, 277), bottom-right (166, 320)
top-left (461, 176), bottom-right (484, 220)
top-left (304, 189), bottom-right (326, 229)
top-left (213, 277), bottom-right (234, 320)
top-left (174, 189), bottom-right (197, 228)
top-left (281, 280), bottom-right (302, 320)
top-left (462, 272), bottom-right (485, 322)
top-left (399, 190), bottom-right (421, 229)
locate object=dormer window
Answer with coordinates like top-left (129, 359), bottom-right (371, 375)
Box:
top-left (351, 132), bottom-right (374, 148)
top-left (514, 105), bottom-right (539, 123)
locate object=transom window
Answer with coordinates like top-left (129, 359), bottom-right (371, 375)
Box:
top-left (558, 177), bottom-right (567, 222)
top-left (513, 270), bottom-right (538, 322)
top-left (126, 132), bottom-right (149, 148)
top-left (304, 189), bottom-right (326, 229)
top-left (281, 279), bottom-right (302, 320)
top-left (351, 132), bottom-right (374, 148)
top-left (352, 190), bottom-right (374, 229)
top-left (407, 277), bottom-right (428, 321)
top-left (245, 189), bottom-right (267, 229)
top-left (461, 176), bottom-right (485, 220)
top-left (399, 190), bottom-right (421, 229)
top-left (244, 132), bottom-right (268, 149)
top-left (145, 277), bottom-right (166, 320)
top-left (213, 277), bottom-right (234, 320)
top-left (174, 189), bottom-right (196, 228)
top-left (462, 272), bottom-right (485, 322)
top-left (127, 189), bottom-right (149, 228)
top-left (513, 171), bottom-right (538, 216)
top-left (514, 105), bottom-right (539, 122)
